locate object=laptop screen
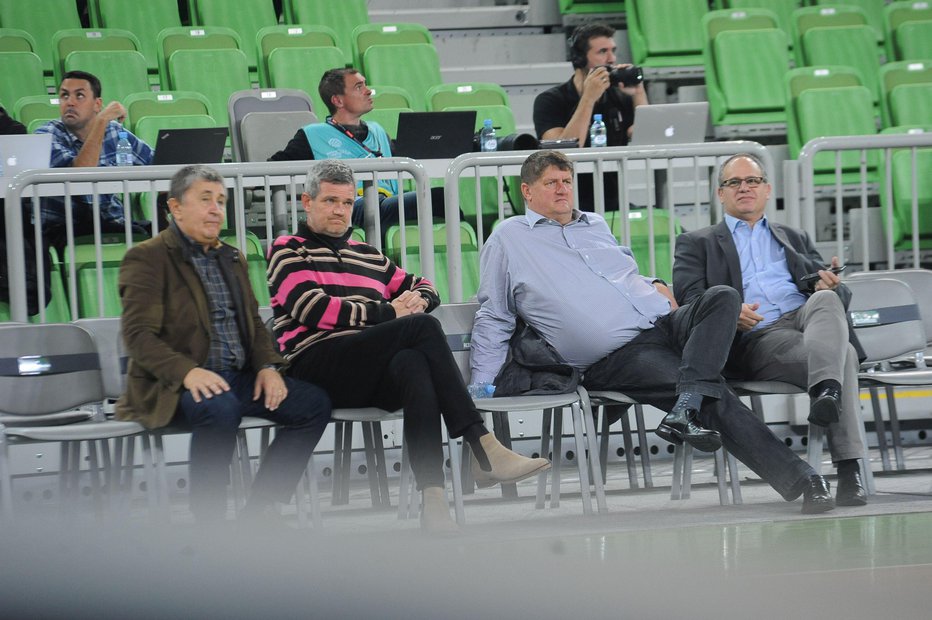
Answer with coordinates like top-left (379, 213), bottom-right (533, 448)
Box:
top-left (0, 134), bottom-right (53, 184)
top-left (628, 102), bottom-right (710, 147)
top-left (152, 127), bottom-right (229, 166)
top-left (393, 111), bottom-right (478, 160)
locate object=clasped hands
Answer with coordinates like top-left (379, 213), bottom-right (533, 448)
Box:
top-left (391, 290), bottom-right (428, 317)
top-left (183, 366), bottom-right (287, 410)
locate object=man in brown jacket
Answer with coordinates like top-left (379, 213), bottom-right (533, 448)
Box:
top-left (116, 164), bottom-right (330, 523)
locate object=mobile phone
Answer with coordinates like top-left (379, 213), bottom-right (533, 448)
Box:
top-left (799, 264), bottom-right (846, 284)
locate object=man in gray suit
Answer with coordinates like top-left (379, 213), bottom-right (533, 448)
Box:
top-left (673, 152), bottom-right (867, 508)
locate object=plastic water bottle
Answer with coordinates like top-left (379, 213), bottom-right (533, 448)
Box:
top-left (467, 382), bottom-right (496, 399)
top-left (479, 119), bottom-right (497, 152)
top-left (115, 131), bottom-right (133, 166)
top-left (589, 113), bottom-right (607, 148)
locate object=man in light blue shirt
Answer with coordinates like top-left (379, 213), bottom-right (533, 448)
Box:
top-left (674, 152), bottom-right (867, 510)
top-left (472, 150), bottom-right (832, 513)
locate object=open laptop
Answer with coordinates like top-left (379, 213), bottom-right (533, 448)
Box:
top-left (393, 111), bottom-right (477, 159)
top-left (151, 127), bottom-right (229, 165)
top-left (0, 134), bottom-right (53, 187)
top-left (629, 102), bottom-right (710, 146)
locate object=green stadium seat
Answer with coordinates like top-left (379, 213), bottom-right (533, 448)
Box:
top-left (794, 85), bottom-right (878, 180)
top-left (0, 250), bottom-right (71, 324)
top-left (703, 7), bottom-right (781, 42)
top-left (0, 0), bottom-right (82, 85)
top-left (62, 50), bottom-right (150, 106)
top-left (626, 0), bottom-right (708, 68)
top-left (60, 237), bottom-right (135, 319)
top-left (879, 60), bottom-right (932, 128)
top-left (559, 1), bottom-right (625, 14)
top-left (157, 26), bottom-right (243, 93)
top-left (13, 95), bottom-right (60, 132)
top-left (352, 22), bottom-right (433, 72)
top-left (363, 107), bottom-right (413, 141)
top-left (606, 208), bottom-right (681, 282)
top-left (362, 43), bottom-right (442, 112)
top-left (220, 230), bottom-right (270, 305)
top-left (256, 24), bottom-right (340, 88)
top-left (884, 1), bottom-right (932, 62)
top-left (790, 4), bottom-right (869, 66)
top-left (384, 221), bottom-right (481, 303)
top-left (814, 0), bottom-right (885, 48)
top-left (266, 46), bottom-right (345, 119)
top-left (426, 82), bottom-right (510, 112)
top-left (704, 29), bottom-right (789, 129)
top-left (800, 25), bottom-right (882, 112)
top-left (0, 28), bottom-right (37, 54)
top-left (50, 28), bottom-right (142, 87)
top-left (284, 0), bottom-right (369, 66)
top-left (134, 114), bottom-right (218, 147)
top-left (124, 90), bottom-right (214, 132)
top-left (889, 82), bottom-right (932, 127)
top-left (785, 65), bottom-right (865, 159)
top-left (96, 0), bottom-right (183, 86)
top-left (0, 52), bottom-right (47, 116)
top-left (719, 1), bottom-right (799, 46)
top-left (878, 125), bottom-right (932, 251)
top-left (166, 48), bottom-right (251, 127)
top-left (895, 19), bottom-right (932, 62)
top-left (369, 85), bottom-right (414, 110)
top-left (194, 0), bottom-right (279, 83)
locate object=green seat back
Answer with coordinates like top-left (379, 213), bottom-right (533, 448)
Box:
top-left (607, 209), bottom-right (680, 282)
top-left (795, 85), bottom-right (877, 171)
top-left (370, 85), bottom-right (413, 110)
top-left (884, 1), bottom-right (932, 61)
top-left (627, 0), bottom-right (707, 67)
top-left (723, 1), bottom-right (797, 42)
top-left (287, 0), bottom-right (369, 66)
top-left (814, 0), bottom-right (885, 45)
top-left (13, 95), bottom-right (60, 131)
top-left (0, 52), bottom-right (46, 114)
top-left (362, 43), bottom-right (442, 112)
top-left (167, 48), bottom-right (252, 127)
top-left (0, 0), bottom-right (82, 79)
top-left (896, 20), bottom-right (932, 62)
top-left (220, 230), bottom-right (269, 304)
top-left (63, 50), bottom-right (149, 106)
top-left (713, 29), bottom-right (787, 113)
top-left (51, 28), bottom-right (141, 86)
top-left (135, 114), bottom-right (218, 146)
top-left (791, 4), bottom-right (868, 65)
top-left (801, 25), bottom-right (881, 107)
top-left (384, 222), bottom-right (481, 302)
top-left (353, 22), bottom-right (433, 71)
top-left (784, 65), bottom-right (865, 157)
top-left (559, 1), bottom-right (626, 14)
top-left (703, 7), bottom-right (781, 42)
top-left (256, 24), bottom-right (339, 88)
top-left (879, 60), bottom-right (932, 128)
top-left (124, 90), bottom-right (214, 132)
top-left (195, 0), bottom-right (278, 81)
top-left (267, 46), bottom-right (345, 119)
top-left (879, 126), bottom-right (932, 248)
top-left (426, 82), bottom-right (510, 112)
top-left (157, 26), bottom-right (242, 92)
top-left (97, 0), bottom-right (182, 83)
top-left (363, 107), bottom-right (413, 141)
top-left (0, 28), bottom-right (37, 54)
top-left (889, 83), bottom-right (932, 127)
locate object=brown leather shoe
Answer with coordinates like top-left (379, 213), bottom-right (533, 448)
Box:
top-left (420, 487), bottom-right (459, 534)
top-left (472, 433), bottom-right (551, 488)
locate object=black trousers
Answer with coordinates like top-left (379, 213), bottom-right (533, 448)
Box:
top-left (582, 286), bottom-right (816, 500)
top-left (289, 314), bottom-right (484, 489)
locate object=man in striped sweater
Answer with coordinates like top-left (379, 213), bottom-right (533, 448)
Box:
top-left (267, 160), bottom-right (550, 533)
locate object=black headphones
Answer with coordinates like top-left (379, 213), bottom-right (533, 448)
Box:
top-left (567, 24), bottom-right (615, 70)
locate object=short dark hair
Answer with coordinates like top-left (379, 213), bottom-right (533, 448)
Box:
top-left (718, 152), bottom-right (767, 185)
top-left (305, 159), bottom-right (356, 198)
top-left (318, 67), bottom-right (359, 115)
top-left (569, 23), bottom-right (615, 68)
top-left (169, 165), bottom-right (225, 202)
top-left (60, 70), bottom-right (102, 99)
top-left (521, 150), bottom-right (574, 185)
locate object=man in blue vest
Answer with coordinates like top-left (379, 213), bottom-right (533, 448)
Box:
top-left (269, 67), bottom-right (447, 237)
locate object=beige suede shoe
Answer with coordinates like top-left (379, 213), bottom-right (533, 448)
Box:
top-left (471, 433), bottom-right (551, 489)
top-left (420, 486), bottom-right (459, 534)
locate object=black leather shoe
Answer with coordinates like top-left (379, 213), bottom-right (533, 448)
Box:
top-left (801, 475), bottom-right (835, 514)
top-left (655, 398), bottom-right (722, 453)
top-left (809, 385), bottom-right (841, 426)
top-left (836, 469), bottom-right (868, 506)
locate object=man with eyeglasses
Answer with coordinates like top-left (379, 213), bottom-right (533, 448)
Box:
top-left (472, 150), bottom-right (835, 513)
top-left (673, 152), bottom-right (868, 511)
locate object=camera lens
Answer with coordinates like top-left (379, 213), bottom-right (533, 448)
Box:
top-left (608, 65), bottom-right (643, 87)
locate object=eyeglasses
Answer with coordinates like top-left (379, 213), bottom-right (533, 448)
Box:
top-left (719, 176), bottom-right (766, 189)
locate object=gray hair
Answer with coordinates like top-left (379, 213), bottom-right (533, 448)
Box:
top-left (717, 152), bottom-right (766, 185)
top-left (168, 164), bottom-right (225, 201)
top-left (304, 159), bottom-right (356, 198)
top-left (520, 149), bottom-right (574, 185)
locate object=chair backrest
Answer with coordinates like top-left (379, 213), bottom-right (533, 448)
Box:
top-left (362, 106), bottom-right (413, 140)
top-left (0, 0), bottom-right (82, 78)
top-left (134, 113), bottom-right (218, 147)
top-left (800, 25), bottom-right (881, 106)
top-left (167, 48), bottom-right (251, 127)
top-left (240, 110), bottom-right (317, 162)
top-left (889, 82), bottom-right (932, 127)
top-left (607, 208), bottom-right (680, 281)
top-left (426, 82), bottom-right (510, 112)
top-left (51, 27), bottom-right (141, 86)
top-left (353, 22), bottom-right (433, 71)
top-left (845, 277), bottom-right (927, 364)
top-left (895, 19), bottom-right (932, 61)
top-left (157, 26), bottom-right (242, 91)
top-left (794, 85), bottom-right (877, 169)
top-left (384, 222), bottom-right (481, 302)
top-left (0, 27), bottom-right (37, 53)
top-left (97, 0), bottom-right (183, 80)
top-left (266, 45), bottom-right (345, 119)
top-left (430, 301), bottom-right (480, 383)
top-left (790, 4), bottom-right (869, 65)
top-left (884, 0), bottom-right (932, 61)
top-left (13, 95), bottom-right (60, 132)
top-left (72, 316), bottom-right (126, 398)
top-left (877, 126), bottom-right (932, 248)
top-left (724, 0), bottom-right (797, 41)
top-left (227, 88), bottom-right (315, 162)
top-left (849, 269), bottom-right (932, 349)
top-left (256, 24), bottom-right (339, 88)
top-left (703, 7), bottom-right (783, 45)
top-left (814, 0), bottom-right (885, 46)
top-left (287, 0), bottom-right (370, 66)
top-left (63, 50), bottom-right (150, 106)
top-left (0, 52), bottom-right (46, 114)
top-left (124, 90), bottom-right (214, 132)
top-left (627, 0), bottom-right (708, 67)
top-left (707, 28), bottom-right (788, 123)
top-left (879, 60), bottom-right (932, 128)
top-left (362, 43), bottom-right (442, 112)
top-left (370, 85), bottom-right (414, 110)
top-left (0, 323), bottom-right (105, 416)
top-left (194, 0), bottom-right (278, 80)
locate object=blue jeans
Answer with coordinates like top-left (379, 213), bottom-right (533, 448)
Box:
top-left (175, 370), bottom-right (331, 521)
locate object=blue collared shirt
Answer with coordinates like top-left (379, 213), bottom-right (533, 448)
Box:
top-left (725, 213), bottom-right (806, 329)
top-left (470, 206), bottom-right (671, 383)
top-left (35, 119), bottom-right (153, 224)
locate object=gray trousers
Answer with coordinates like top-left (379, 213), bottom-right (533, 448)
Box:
top-left (730, 290), bottom-right (863, 463)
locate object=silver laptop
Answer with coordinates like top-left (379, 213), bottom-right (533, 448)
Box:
top-left (629, 102), bottom-right (710, 146)
top-left (0, 134), bottom-right (53, 187)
